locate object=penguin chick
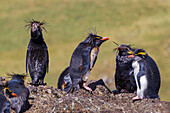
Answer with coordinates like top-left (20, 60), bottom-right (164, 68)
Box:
top-left (58, 32), bottom-right (109, 93)
top-left (128, 49), bottom-right (161, 100)
top-left (26, 20), bottom-right (49, 86)
top-left (114, 44), bottom-right (137, 93)
top-left (0, 85), bottom-right (11, 113)
top-left (7, 74), bottom-right (30, 113)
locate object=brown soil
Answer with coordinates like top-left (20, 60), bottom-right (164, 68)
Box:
top-left (16, 80), bottom-right (170, 113)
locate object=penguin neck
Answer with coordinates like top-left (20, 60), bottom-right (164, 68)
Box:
top-left (31, 35), bottom-right (44, 44)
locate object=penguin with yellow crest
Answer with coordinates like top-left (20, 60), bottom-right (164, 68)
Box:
top-left (128, 49), bottom-right (161, 100)
top-left (58, 31), bottom-right (109, 93)
top-left (7, 74), bottom-right (30, 113)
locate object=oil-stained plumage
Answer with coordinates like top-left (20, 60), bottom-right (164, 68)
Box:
top-left (7, 74), bottom-right (30, 113)
top-left (0, 85), bottom-right (10, 113)
top-left (128, 49), bottom-right (161, 100)
top-left (58, 32), bottom-right (109, 93)
top-left (114, 44), bottom-right (137, 93)
top-left (26, 20), bottom-right (49, 86)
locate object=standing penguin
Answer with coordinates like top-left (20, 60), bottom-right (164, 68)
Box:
top-left (7, 74), bottom-right (30, 113)
top-left (128, 49), bottom-right (161, 100)
top-left (58, 32), bottom-right (109, 93)
top-left (114, 44), bottom-right (137, 93)
top-left (26, 20), bottom-right (49, 86)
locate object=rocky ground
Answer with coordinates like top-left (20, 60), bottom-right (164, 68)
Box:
top-left (12, 79), bottom-right (170, 113)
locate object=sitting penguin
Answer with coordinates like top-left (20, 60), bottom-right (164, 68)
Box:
top-left (58, 32), bottom-right (109, 93)
top-left (0, 84), bottom-right (11, 113)
top-left (128, 49), bottom-right (161, 100)
top-left (7, 74), bottom-right (30, 113)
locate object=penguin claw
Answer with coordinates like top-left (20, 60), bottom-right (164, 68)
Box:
top-left (132, 96), bottom-right (141, 101)
top-left (39, 83), bottom-right (47, 85)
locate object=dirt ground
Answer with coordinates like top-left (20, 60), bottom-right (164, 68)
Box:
top-left (16, 80), bottom-right (170, 113)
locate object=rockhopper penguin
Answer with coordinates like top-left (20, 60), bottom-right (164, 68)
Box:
top-left (114, 44), bottom-right (137, 93)
top-left (58, 32), bottom-right (109, 93)
top-left (128, 49), bottom-right (161, 100)
top-left (0, 84), bottom-right (11, 113)
top-left (26, 20), bottom-right (49, 86)
top-left (7, 74), bottom-right (30, 113)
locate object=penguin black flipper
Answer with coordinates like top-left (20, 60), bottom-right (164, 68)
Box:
top-left (136, 61), bottom-right (146, 89)
top-left (0, 95), bottom-right (10, 113)
top-left (46, 48), bottom-right (49, 73)
top-left (80, 47), bottom-right (91, 74)
top-left (26, 49), bottom-right (29, 73)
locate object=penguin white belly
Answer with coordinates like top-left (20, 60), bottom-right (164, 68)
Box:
top-left (82, 47), bottom-right (99, 82)
top-left (82, 70), bottom-right (90, 81)
top-left (90, 47), bottom-right (99, 69)
top-left (132, 61), bottom-right (147, 99)
top-left (138, 75), bottom-right (147, 99)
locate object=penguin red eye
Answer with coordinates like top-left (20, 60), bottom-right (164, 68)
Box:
top-left (118, 47), bottom-right (122, 50)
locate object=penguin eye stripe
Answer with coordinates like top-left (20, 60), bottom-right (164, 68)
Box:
top-left (135, 52), bottom-right (146, 55)
top-left (128, 51), bottom-right (133, 54)
top-left (95, 37), bottom-right (101, 39)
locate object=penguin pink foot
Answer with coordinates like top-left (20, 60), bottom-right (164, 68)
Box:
top-left (132, 96), bottom-right (141, 101)
top-left (83, 82), bottom-right (92, 92)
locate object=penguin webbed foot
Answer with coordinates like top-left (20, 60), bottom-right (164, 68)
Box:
top-left (132, 96), bottom-right (141, 102)
top-left (112, 89), bottom-right (119, 94)
top-left (39, 81), bottom-right (47, 86)
top-left (120, 89), bottom-right (128, 93)
top-left (30, 81), bottom-right (39, 86)
top-left (83, 82), bottom-right (93, 93)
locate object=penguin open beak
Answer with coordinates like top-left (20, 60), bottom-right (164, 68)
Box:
top-left (128, 55), bottom-right (135, 58)
top-left (101, 37), bottom-right (109, 41)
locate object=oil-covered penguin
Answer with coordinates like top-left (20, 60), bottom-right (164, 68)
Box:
top-left (114, 44), bottom-right (137, 93)
top-left (128, 49), bottom-right (161, 100)
top-left (7, 74), bottom-right (30, 113)
top-left (58, 32), bottom-right (109, 93)
top-left (0, 83), bottom-right (11, 113)
top-left (26, 20), bottom-right (49, 86)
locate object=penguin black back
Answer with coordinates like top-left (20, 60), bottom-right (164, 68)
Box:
top-left (26, 20), bottom-right (49, 86)
top-left (114, 44), bottom-right (137, 93)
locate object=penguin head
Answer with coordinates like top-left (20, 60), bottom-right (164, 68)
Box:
top-left (116, 44), bottom-right (133, 56)
top-left (128, 49), bottom-right (148, 59)
top-left (0, 84), bottom-right (18, 97)
top-left (25, 19), bottom-right (47, 39)
top-left (7, 73), bottom-right (27, 86)
top-left (84, 32), bottom-right (109, 47)
top-left (7, 74), bottom-right (28, 97)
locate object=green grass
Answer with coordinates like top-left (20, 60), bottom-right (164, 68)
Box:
top-left (0, 0), bottom-right (170, 101)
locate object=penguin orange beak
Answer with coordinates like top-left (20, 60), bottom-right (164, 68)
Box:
top-left (128, 55), bottom-right (135, 58)
top-left (11, 93), bottom-right (17, 97)
top-left (101, 37), bottom-right (109, 41)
